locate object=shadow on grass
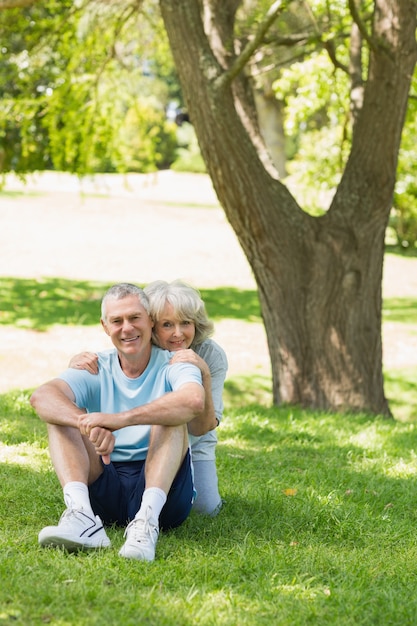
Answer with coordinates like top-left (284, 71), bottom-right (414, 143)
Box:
top-left (384, 367), bottom-right (417, 422)
top-left (0, 277), bottom-right (261, 331)
top-left (385, 244), bottom-right (417, 258)
top-left (224, 374), bottom-right (272, 409)
top-left (383, 298), bottom-right (417, 324)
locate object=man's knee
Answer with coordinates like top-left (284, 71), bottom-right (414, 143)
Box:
top-left (149, 424), bottom-right (188, 447)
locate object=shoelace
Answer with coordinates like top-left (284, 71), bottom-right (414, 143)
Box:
top-left (125, 509), bottom-right (157, 545)
top-left (61, 507), bottom-right (82, 522)
top-left (60, 508), bottom-right (94, 524)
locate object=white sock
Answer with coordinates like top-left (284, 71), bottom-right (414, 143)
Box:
top-left (63, 481), bottom-right (94, 516)
top-left (136, 487), bottom-right (167, 523)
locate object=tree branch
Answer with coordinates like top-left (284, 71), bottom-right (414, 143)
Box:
top-left (215, 0), bottom-right (284, 89)
top-left (347, 0), bottom-right (377, 52)
top-left (264, 32), bottom-right (313, 47)
top-left (323, 38), bottom-right (349, 74)
top-left (92, 2), bottom-right (140, 86)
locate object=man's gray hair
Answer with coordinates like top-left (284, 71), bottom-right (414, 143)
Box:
top-left (101, 283), bottom-right (150, 321)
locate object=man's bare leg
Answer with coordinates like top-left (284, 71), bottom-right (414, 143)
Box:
top-left (119, 424), bottom-right (189, 562)
top-left (47, 423), bottom-right (103, 485)
top-left (145, 423), bottom-right (188, 492)
top-left (38, 424), bottom-right (110, 550)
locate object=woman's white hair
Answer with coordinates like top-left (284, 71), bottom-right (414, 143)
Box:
top-left (144, 279), bottom-right (214, 348)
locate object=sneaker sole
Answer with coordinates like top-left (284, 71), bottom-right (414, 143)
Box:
top-left (39, 533), bottom-right (111, 551)
top-left (118, 546), bottom-right (155, 561)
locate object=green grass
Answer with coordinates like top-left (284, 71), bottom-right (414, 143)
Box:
top-left (2, 392), bottom-right (417, 625)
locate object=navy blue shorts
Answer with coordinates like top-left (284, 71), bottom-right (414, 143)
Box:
top-left (88, 450), bottom-right (194, 531)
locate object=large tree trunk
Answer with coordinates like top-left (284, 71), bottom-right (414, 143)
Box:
top-left (160, 0), bottom-right (417, 416)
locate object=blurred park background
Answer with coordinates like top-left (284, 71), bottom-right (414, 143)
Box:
top-left (1, 170), bottom-right (416, 419)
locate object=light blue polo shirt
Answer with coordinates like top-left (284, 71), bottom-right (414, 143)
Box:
top-left (59, 345), bottom-right (202, 462)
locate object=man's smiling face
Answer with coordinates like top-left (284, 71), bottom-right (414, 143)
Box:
top-left (101, 294), bottom-right (154, 358)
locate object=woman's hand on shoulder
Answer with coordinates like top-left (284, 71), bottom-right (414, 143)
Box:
top-left (169, 349), bottom-right (209, 376)
top-left (68, 351), bottom-right (99, 375)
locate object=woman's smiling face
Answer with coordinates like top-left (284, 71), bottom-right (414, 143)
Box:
top-left (153, 302), bottom-right (196, 351)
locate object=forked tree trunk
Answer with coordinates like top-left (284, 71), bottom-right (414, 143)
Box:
top-left (160, 0), bottom-right (417, 416)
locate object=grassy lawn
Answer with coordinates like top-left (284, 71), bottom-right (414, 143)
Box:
top-left (2, 393), bottom-right (417, 625)
top-left (1, 265), bottom-right (417, 625)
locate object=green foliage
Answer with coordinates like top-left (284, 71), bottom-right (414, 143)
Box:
top-left (1, 0), bottom-right (417, 241)
top-left (2, 397), bottom-right (417, 624)
top-left (391, 190), bottom-right (417, 250)
top-left (0, 1), bottom-right (75, 172)
top-left (171, 123), bottom-right (207, 174)
top-left (270, 4), bottom-right (417, 244)
top-left (274, 50), bottom-right (350, 214)
top-left (38, 3), bottom-right (179, 174)
top-left (0, 96), bottom-right (52, 173)
top-left (116, 100), bottom-right (178, 173)
top-left (0, 0), bottom-right (182, 176)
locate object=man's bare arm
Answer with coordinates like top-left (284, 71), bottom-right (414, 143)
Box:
top-left (79, 382), bottom-right (205, 434)
top-left (70, 350), bottom-right (214, 436)
top-left (30, 378), bottom-right (115, 464)
top-left (30, 379), bottom-right (85, 426)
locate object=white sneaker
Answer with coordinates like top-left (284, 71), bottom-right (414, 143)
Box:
top-left (119, 506), bottom-right (159, 562)
top-left (38, 508), bottom-right (111, 551)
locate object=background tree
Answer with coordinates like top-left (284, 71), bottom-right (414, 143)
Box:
top-left (0, 0), bottom-right (180, 174)
top-left (159, 0), bottom-right (417, 416)
top-left (0, 0), bottom-right (74, 172)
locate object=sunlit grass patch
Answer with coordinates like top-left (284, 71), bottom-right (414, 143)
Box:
top-left (0, 442), bottom-right (49, 470)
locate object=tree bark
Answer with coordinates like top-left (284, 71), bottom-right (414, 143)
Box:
top-left (159, 0), bottom-right (417, 416)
